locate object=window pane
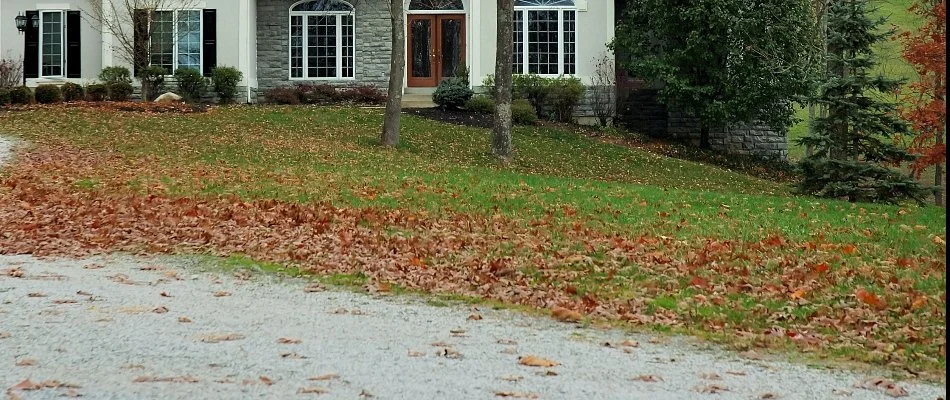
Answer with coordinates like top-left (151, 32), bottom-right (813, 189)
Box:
top-left (515, 0), bottom-right (575, 6)
top-left (527, 10), bottom-right (558, 75)
top-left (41, 12), bottom-right (63, 77)
top-left (513, 11), bottom-right (524, 74)
top-left (176, 10), bottom-right (202, 72)
top-left (291, 15), bottom-right (304, 78)
top-left (341, 15), bottom-right (355, 78)
top-left (150, 11), bottom-right (175, 74)
top-left (307, 15), bottom-right (337, 78)
top-left (563, 11), bottom-right (575, 75)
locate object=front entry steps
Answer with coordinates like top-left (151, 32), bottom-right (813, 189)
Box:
top-left (402, 92), bottom-right (436, 109)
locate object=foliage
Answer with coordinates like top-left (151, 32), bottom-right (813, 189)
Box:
top-left (481, 74), bottom-right (497, 97)
top-left (548, 76), bottom-right (586, 123)
top-left (454, 65), bottom-right (471, 86)
top-left (339, 86), bottom-right (387, 105)
top-left (897, 0), bottom-right (946, 204)
top-left (512, 74), bottom-right (552, 116)
top-left (86, 84), bottom-right (109, 102)
top-left (0, 89), bottom-right (10, 106)
top-left (589, 53), bottom-right (616, 127)
top-left (0, 57), bottom-right (23, 88)
top-left (173, 68), bottom-right (208, 103)
top-left (297, 84), bottom-right (341, 105)
top-left (8, 86), bottom-right (33, 104)
top-left (210, 66), bottom-right (244, 104)
top-left (433, 78), bottom-right (474, 110)
top-left (0, 106), bottom-right (945, 375)
top-left (108, 82), bottom-right (134, 102)
top-left (98, 66), bottom-right (133, 85)
top-left (139, 66), bottom-right (167, 102)
top-left (264, 87), bottom-right (301, 105)
top-left (61, 83), bottom-right (85, 102)
top-left (511, 99), bottom-right (538, 125)
top-left (614, 0), bottom-right (821, 148)
top-left (33, 85), bottom-right (63, 104)
top-left (465, 96), bottom-right (495, 114)
top-left (797, 0), bottom-right (926, 204)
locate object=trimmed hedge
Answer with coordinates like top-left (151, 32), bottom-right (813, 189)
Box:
top-left (34, 85), bottom-right (63, 104)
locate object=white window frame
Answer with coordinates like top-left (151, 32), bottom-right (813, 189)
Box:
top-left (288, 1), bottom-right (357, 81)
top-left (39, 10), bottom-right (66, 78)
top-left (513, 4), bottom-right (577, 77)
top-left (149, 9), bottom-right (204, 76)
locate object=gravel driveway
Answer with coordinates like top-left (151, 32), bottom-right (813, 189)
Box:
top-left (0, 135), bottom-right (945, 399)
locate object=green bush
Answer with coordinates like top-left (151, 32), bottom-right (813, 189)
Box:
top-left (139, 65), bottom-right (167, 101)
top-left (0, 89), bottom-right (10, 106)
top-left (61, 82), bottom-right (85, 102)
top-left (548, 77), bottom-right (586, 123)
top-left (173, 68), bottom-right (208, 103)
top-left (433, 77), bottom-right (473, 110)
top-left (210, 66), bottom-right (244, 104)
top-left (481, 75), bottom-right (497, 97)
top-left (512, 99), bottom-right (538, 125)
top-left (465, 96), bottom-right (495, 114)
top-left (34, 84), bottom-right (62, 104)
top-left (86, 84), bottom-right (108, 101)
top-left (98, 66), bottom-right (132, 84)
top-left (513, 74), bottom-right (552, 116)
top-left (9, 86), bottom-right (32, 104)
top-left (108, 82), bottom-right (134, 101)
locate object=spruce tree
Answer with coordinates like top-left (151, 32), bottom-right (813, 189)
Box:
top-left (797, 0), bottom-right (927, 204)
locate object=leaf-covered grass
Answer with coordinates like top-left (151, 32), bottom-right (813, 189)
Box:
top-left (0, 105), bottom-right (945, 377)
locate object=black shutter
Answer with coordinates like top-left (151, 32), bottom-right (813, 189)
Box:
top-left (66, 11), bottom-right (81, 78)
top-left (132, 9), bottom-right (149, 76)
top-left (24, 11), bottom-right (40, 79)
top-left (202, 9), bottom-right (217, 77)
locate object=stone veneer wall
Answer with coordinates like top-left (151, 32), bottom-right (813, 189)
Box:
top-left (256, 0), bottom-right (392, 94)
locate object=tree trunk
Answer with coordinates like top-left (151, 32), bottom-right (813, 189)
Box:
top-left (935, 162), bottom-right (944, 206)
top-left (699, 124), bottom-right (711, 149)
top-left (381, 0), bottom-right (406, 147)
top-left (492, 0), bottom-right (514, 162)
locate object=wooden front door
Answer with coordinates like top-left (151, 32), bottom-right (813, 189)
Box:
top-left (407, 14), bottom-right (466, 87)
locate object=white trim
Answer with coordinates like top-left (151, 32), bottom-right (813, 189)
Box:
top-left (287, 2), bottom-right (357, 81)
top-left (513, 7), bottom-right (577, 77)
top-left (36, 4), bottom-right (71, 10)
top-left (39, 10), bottom-right (66, 78)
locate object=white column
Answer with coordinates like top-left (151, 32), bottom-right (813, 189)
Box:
top-left (239, 0), bottom-right (251, 102)
top-left (101, 0), bottom-right (114, 67)
top-left (468, 0), bottom-right (478, 86)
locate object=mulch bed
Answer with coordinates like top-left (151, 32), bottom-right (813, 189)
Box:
top-left (403, 108), bottom-right (494, 129)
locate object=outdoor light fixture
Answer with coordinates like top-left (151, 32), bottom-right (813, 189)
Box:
top-left (15, 14), bottom-right (28, 32)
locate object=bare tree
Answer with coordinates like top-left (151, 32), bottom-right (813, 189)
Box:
top-left (382, 0), bottom-right (405, 147)
top-left (492, 0), bottom-right (514, 162)
top-left (0, 54), bottom-right (24, 88)
top-left (589, 53), bottom-right (616, 127)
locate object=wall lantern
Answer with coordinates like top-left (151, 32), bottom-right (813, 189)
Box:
top-left (15, 14), bottom-right (28, 32)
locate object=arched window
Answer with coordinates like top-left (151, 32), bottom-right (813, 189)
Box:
top-left (409, 0), bottom-right (464, 10)
top-left (513, 0), bottom-right (576, 76)
top-left (289, 0), bottom-right (356, 79)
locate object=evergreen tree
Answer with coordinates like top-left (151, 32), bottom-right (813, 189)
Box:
top-left (797, 0), bottom-right (927, 204)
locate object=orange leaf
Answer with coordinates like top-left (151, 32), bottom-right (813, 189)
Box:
top-left (855, 288), bottom-right (887, 310)
top-left (790, 289), bottom-right (807, 300)
top-left (841, 244), bottom-right (858, 255)
top-left (518, 355), bottom-right (559, 368)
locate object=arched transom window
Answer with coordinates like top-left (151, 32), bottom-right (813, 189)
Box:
top-left (289, 0), bottom-right (355, 79)
top-left (409, 0), bottom-right (464, 10)
top-left (514, 0), bottom-right (576, 75)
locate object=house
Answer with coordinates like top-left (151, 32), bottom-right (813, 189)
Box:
top-left (0, 0), bottom-right (614, 109)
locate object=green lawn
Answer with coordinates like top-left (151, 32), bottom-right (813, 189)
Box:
top-left (0, 105), bottom-right (945, 376)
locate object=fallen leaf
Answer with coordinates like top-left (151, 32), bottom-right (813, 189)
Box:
top-left (11, 379), bottom-right (41, 391)
top-left (4, 267), bottom-right (25, 278)
top-left (408, 350), bottom-right (425, 357)
top-left (431, 341), bottom-right (452, 347)
top-left (495, 391), bottom-right (539, 398)
top-left (108, 274), bottom-right (135, 284)
top-left (259, 376), bottom-right (274, 386)
top-left (298, 386), bottom-right (329, 394)
top-left (15, 358), bottom-right (37, 366)
top-left (64, 389), bottom-right (82, 397)
top-left (497, 339), bottom-right (518, 345)
top-left (178, 316), bottom-right (192, 323)
top-left (0, 332), bottom-right (10, 339)
top-left (303, 283), bottom-right (326, 293)
top-left (359, 389), bottom-right (375, 398)
top-left (139, 265), bottom-right (163, 271)
top-left (133, 376), bottom-right (199, 383)
top-left (726, 370), bottom-right (747, 376)
top-left (308, 373), bottom-right (339, 381)
top-left (280, 352), bottom-right (306, 359)
top-left (518, 355), bottom-right (559, 368)
top-left (855, 288), bottom-right (887, 310)
top-left (27, 292), bottom-right (47, 298)
top-left (152, 306), bottom-right (168, 314)
top-left (52, 299), bottom-right (78, 304)
top-left (82, 263), bottom-right (104, 270)
top-left (278, 337), bottom-right (302, 344)
top-left (76, 291), bottom-right (93, 296)
top-left (468, 313), bottom-right (483, 321)
top-left (160, 291), bottom-right (171, 297)
top-left (759, 393), bottom-right (781, 399)
top-left (437, 348), bottom-right (463, 359)
top-left (695, 384), bottom-right (729, 394)
top-left (832, 388), bottom-right (853, 396)
top-left (499, 375), bottom-right (523, 382)
top-left (538, 370), bottom-right (558, 376)
top-left (854, 378), bottom-right (908, 398)
top-left (213, 291), bottom-right (231, 297)
top-left (199, 333), bottom-right (245, 343)
top-left (621, 340), bottom-right (640, 348)
top-left (551, 306), bottom-right (583, 323)
top-left (632, 374), bottom-right (663, 382)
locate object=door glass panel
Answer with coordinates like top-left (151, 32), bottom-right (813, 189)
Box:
top-left (411, 19), bottom-right (432, 78)
top-left (440, 18), bottom-right (462, 81)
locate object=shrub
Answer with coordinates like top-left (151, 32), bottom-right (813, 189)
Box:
top-left (108, 82), bottom-right (134, 101)
top-left (86, 84), bottom-right (108, 101)
top-left (548, 76), bottom-right (586, 123)
top-left (0, 89), bottom-right (10, 106)
top-left (433, 78), bottom-right (473, 110)
top-left (296, 83), bottom-right (340, 104)
top-left (340, 85), bottom-right (387, 105)
top-left (513, 74), bottom-right (552, 116)
top-left (174, 68), bottom-right (208, 103)
top-left (264, 86), bottom-right (300, 105)
top-left (465, 96), bottom-right (495, 114)
top-left (61, 82), bottom-right (85, 102)
top-left (0, 57), bottom-right (23, 89)
top-left (512, 99), bottom-right (538, 125)
top-left (139, 65), bottom-right (167, 101)
top-left (99, 66), bottom-right (132, 84)
top-left (9, 86), bottom-right (32, 104)
top-left (481, 74), bottom-right (496, 97)
top-left (34, 85), bottom-right (62, 104)
top-left (210, 66), bottom-right (244, 104)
